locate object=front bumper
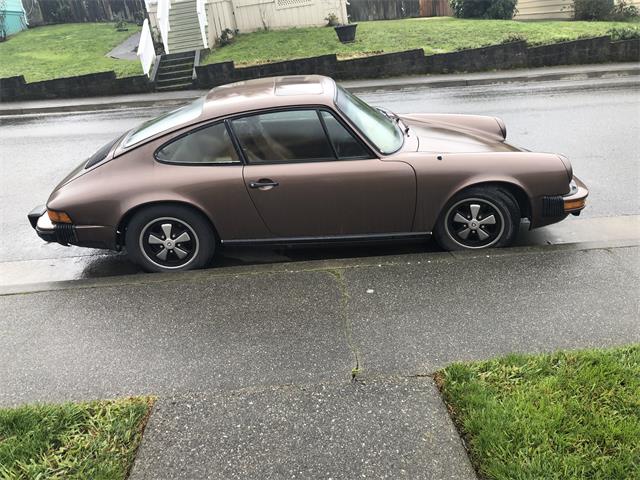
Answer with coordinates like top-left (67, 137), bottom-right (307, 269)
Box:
top-left (542, 175), bottom-right (589, 218)
top-left (562, 175), bottom-right (589, 214)
top-left (28, 205), bottom-right (77, 246)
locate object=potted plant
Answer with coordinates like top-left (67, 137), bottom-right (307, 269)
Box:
top-left (327, 12), bottom-right (357, 43)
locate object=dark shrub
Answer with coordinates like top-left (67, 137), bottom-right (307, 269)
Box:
top-left (572, 0), bottom-right (614, 20)
top-left (609, 0), bottom-right (640, 20)
top-left (218, 28), bottom-right (238, 47)
top-left (449, 0), bottom-right (518, 19)
top-left (486, 0), bottom-right (519, 19)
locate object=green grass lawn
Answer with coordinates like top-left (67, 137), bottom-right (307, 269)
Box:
top-left (0, 23), bottom-right (142, 82)
top-left (0, 396), bottom-right (154, 479)
top-left (203, 17), bottom-right (639, 66)
top-left (437, 345), bottom-right (640, 480)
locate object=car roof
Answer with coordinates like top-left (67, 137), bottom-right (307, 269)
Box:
top-left (201, 75), bottom-right (337, 120)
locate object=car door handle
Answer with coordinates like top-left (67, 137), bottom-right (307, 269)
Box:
top-left (249, 179), bottom-right (279, 189)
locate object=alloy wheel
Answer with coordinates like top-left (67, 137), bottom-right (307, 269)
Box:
top-left (444, 198), bottom-right (505, 249)
top-left (139, 217), bottom-right (199, 269)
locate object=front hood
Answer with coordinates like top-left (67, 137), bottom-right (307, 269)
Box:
top-left (401, 114), bottom-right (521, 154)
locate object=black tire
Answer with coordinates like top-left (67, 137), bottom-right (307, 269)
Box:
top-left (125, 204), bottom-right (216, 273)
top-left (433, 186), bottom-right (520, 251)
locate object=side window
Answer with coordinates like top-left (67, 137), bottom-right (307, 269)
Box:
top-left (156, 122), bottom-right (240, 164)
top-left (320, 110), bottom-right (371, 160)
top-left (231, 110), bottom-right (335, 163)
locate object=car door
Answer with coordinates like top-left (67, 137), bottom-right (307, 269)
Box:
top-left (153, 120), bottom-right (271, 240)
top-left (230, 108), bottom-right (416, 238)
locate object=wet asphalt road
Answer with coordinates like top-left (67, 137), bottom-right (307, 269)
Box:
top-left (1, 78), bottom-right (638, 282)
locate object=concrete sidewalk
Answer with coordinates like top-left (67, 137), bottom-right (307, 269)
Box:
top-left (1, 242), bottom-right (638, 478)
top-left (130, 378), bottom-right (475, 480)
top-left (1, 62), bottom-right (638, 116)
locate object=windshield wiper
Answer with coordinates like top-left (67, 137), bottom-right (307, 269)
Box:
top-left (395, 116), bottom-right (410, 136)
top-left (375, 106), bottom-right (395, 119)
top-left (376, 107), bottom-right (410, 136)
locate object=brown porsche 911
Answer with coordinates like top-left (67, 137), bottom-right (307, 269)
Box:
top-left (28, 75), bottom-right (588, 272)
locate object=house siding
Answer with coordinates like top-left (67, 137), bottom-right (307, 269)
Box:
top-left (147, 0), bottom-right (347, 49)
top-left (515, 0), bottom-right (640, 20)
top-left (206, 0), bottom-right (235, 46)
top-left (1, 0), bottom-right (27, 37)
top-left (230, 0), bottom-right (347, 33)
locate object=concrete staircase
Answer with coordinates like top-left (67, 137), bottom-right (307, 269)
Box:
top-left (167, 0), bottom-right (206, 54)
top-left (155, 51), bottom-right (196, 91)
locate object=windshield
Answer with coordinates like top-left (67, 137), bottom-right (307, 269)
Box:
top-left (123, 97), bottom-right (205, 148)
top-left (335, 86), bottom-right (403, 154)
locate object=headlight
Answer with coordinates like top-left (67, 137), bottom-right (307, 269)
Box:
top-left (557, 154), bottom-right (573, 180)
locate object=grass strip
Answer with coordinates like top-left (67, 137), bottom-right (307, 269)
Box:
top-left (203, 17), bottom-right (638, 66)
top-left (0, 23), bottom-right (142, 82)
top-left (436, 345), bottom-right (640, 480)
top-left (0, 396), bottom-right (154, 479)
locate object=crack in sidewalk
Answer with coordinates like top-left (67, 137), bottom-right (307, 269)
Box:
top-left (327, 268), bottom-right (362, 382)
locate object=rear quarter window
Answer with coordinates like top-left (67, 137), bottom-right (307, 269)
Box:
top-left (156, 122), bottom-right (240, 165)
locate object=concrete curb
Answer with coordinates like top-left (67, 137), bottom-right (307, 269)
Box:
top-left (1, 238), bottom-right (637, 297)
top-left (2, 64), bottom-right (638, 116)
top-left (0, 98), bottom-right (196, 116)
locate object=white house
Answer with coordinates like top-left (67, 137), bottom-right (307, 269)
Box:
top-left (515, 0), bottom-right (640, 20)
top-left (145, 0), bottom-right (348, 54)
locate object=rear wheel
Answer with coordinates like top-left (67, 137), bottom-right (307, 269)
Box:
top-left (434, 186), bottom-right (520, 251)
top-left (125, 205), bottom-right (216, 272)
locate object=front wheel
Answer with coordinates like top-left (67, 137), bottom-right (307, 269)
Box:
top-left (125, 205), bottom-right (216, 273)
top-left (433, 187), bottom-right (520, 251)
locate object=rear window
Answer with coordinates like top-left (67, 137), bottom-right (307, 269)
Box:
top-left (123, 97), bottom-right (205, 148)
top-left (84, 135), bottom-right (123, 169)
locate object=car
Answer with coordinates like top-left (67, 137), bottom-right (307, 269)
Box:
top-left (28, 75), bottom-right (588, 273)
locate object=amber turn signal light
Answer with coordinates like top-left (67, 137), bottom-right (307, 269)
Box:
top-left (564, 198), bottom-right (586, 212)
top-left (47, 209), bottom-right (73, 224)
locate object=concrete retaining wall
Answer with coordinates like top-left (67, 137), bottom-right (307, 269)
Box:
top-left (609, 38), bottom-right (640, 63)
top-left (527, 36), bottom-right (612, 68)
top-left (425, 41), bottom-right (528, 74)
top-left (195, 36), bottom-right (636, 89)
top-left (2, 36), bottom-right (638, 102)
top-left (334, 49), bottom-right (426, 80)
top-left (0, 72), bottom-right (153, 102)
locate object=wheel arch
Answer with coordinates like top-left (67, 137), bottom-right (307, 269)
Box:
top-left (116, 200), bottom-right (220, 248)
top-left (442, 180), bottom-right (531, 221)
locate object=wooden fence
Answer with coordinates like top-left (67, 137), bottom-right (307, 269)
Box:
top-left (420, 0), bottom-right (453, 17)
top-left (23, 0), bottom-right (146, 26)
top-left (347, 0), bottom-right (452, 21)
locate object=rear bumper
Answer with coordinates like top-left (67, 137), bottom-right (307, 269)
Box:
top-left (28, 205), bottom-right (77, 245)
top-left (28, 205), bottom-right (116, 249)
